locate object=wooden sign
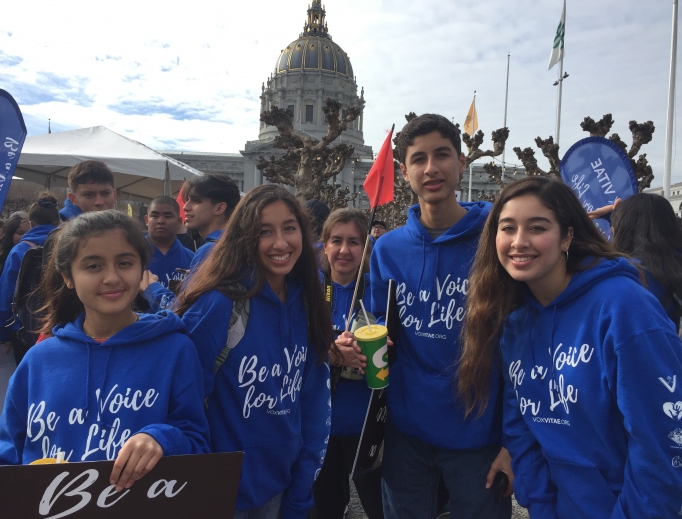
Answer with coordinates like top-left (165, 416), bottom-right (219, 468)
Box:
top-left (0, 452), bottom-right (243, 519)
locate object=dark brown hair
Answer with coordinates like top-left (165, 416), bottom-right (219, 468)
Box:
top-left (28, 192), bottom-right (60, 226)
top-left (0, 212), bottom-right (28, 265)
top-left (458, 176), bottom-right (622, 417)
top-left (396, 113), bottom-right (462, 163)
top-left (174, 185), bottom-right (334, 363)
top-left (320, 208), bottom-right (370, 276)
top-left (67, 160), bottom-right (115, 192)
top-left (39, 210), bottom-right (150, 332)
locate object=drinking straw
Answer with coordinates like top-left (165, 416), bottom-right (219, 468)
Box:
top-left (359, 299), bottom-right (373, 333)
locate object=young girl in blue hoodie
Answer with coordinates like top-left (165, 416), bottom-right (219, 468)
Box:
top-left (459, 177), bottom-right (682, 519)
top-left (310, 208), bottom-right (383, 519)
top-left (0, 210), bottom-right (209, 492)
top-left (175, 184), bottom-right (333, 519)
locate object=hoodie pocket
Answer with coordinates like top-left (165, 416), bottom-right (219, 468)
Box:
top-left (546, 457), bottom-right (617, 519)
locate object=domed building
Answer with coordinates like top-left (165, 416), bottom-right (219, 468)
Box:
top-left (165, 0), bottom-right (374, 201)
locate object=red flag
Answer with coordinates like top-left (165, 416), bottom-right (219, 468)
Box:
top-left (363, 129), bottom-right (395, 208)
top-left (176, 190), bottom-right (186, 221)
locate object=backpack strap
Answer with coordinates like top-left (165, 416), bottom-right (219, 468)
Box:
top-left (213, 284), bottom-right (250, 374)
top-left (11, 241), bottom-right (40, 319)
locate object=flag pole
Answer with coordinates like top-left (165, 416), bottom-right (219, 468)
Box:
top-left (345, 125), bottom-right (395, 331)
top-left (664, 0), bottom-right (679, 201)
top-left (555, 53), bottom-right (564, 148)
top-left (502, 52), bottom-right (510, 181)
top-left (468, 92), bottom-right (476, 202)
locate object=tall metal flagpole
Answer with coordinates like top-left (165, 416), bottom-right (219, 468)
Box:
top-left (502, 53), bottom-right (510, 179)
top-left (468, 92), bottom-right (475, 202)
top-left (664, 0), bottom-right (679, 201)
top-left (555, 53), bottom-right (564, 147)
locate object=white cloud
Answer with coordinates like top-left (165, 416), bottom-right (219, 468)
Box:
top-left (2, 0), bottom-right (680, 186)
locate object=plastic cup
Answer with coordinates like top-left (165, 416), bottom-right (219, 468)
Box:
top-left (355, 324), bottom-right (389, 389)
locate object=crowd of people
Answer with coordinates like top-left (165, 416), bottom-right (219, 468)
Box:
top-left (0, 113), bottom-right (680, 519)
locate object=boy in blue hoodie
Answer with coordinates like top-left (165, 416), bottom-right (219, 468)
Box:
top-left (370, 114), bottom-right (511, 518)
top-left (143, 174), bottom-right (241, 310)
top-left (59, 160), bottom-right (118, 221)
top-left (144, 196), bottom-right (194, 292)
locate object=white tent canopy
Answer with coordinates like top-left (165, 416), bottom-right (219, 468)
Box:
top-left (16, 126), bottom-right (203, 202)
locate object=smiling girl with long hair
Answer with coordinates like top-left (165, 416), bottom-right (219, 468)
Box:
top-left (458, 177), bottom-right (682, 518)
top-left (175, 184), bottom-right (334, 519)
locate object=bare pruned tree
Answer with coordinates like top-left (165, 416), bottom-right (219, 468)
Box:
top-left (257, 98), bottom-right (361, 202)
top-left (513, 114), bottom-right (655, 190)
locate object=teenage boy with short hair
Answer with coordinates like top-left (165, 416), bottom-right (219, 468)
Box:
top-left (145, 196), bottom-right (194, 291)
top-left (141, 174), bottom-right (241, 310)
top-left (60, 160), bottom-right (117, 220)
top-left (370, 114), bottom-right (512, 518)
top-left (183, 174), bottom-right (241, 268)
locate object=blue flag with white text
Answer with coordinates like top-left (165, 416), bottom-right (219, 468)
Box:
top-left (0, 90), bottom-right (27, 212)
top-left (560, 136), bottom-right (638, 240)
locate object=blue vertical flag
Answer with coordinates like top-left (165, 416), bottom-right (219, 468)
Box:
top-left (0, 90), bottom-right (27, 211)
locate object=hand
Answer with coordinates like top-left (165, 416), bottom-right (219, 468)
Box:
top-left (140, 270), bottom-right (159, 291)
top-left (587, 197), bottom-right (621, 220)
top-left (332, 331), bottom-right (367, 373)
top-left (110, 433), bottom-right (163, 492)
top-left (1, 342), bottom-right (11, 355)
top-left (485, 447), bottom-right (514, 498)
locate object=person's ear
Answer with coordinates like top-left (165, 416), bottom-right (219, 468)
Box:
top-left (563, 226), bottom-right (574, 251)
top-left (144, 215), bottom-right (149, 225)
top-left (67, 192), bottom-right (76, 203)
top-left (112, 189), bottom-right (118, 201)
top-left (61, 273), bottom-right (74, 290)
top-left (214, 202), bottom-right (227, 217)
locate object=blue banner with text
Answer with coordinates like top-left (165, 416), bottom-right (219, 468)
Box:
top-left (560, 136), bottom-right (638, 240)
top-left (0, 89), bottom-right (27, 212)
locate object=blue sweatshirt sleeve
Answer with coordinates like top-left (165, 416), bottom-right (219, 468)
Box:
top-left (0, 372), bottom-right (26, 464)
top-left (136, 336), bottom-right (210, 455)
top-left (181, 293), bottom-right (232, 400)
top-left (607, 328), bottom-right (682, 518)
top-left (369, 248), bottom-right (388, 327)
top-left (0, 245), bottom-right (27, 342)
top-left (281, 353), bottom-right (331, 519)
top-left (144, 282), bottom-right (176, 313)
top-left (502, 351), bottom-right (558, 518)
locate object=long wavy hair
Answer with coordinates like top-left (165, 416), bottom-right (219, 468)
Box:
top-left (174, 185), bottom-right (334, 363)
top-left (0, 211), bottom-right (28, 267)
top-left (320, 208), bottom-right (371, 278)
top-left (39, 210), bottom-right (150, 333)
top-left (458, 176), bottom-right (622, 417)
top-left (612, 193), bottom-right (682, 317)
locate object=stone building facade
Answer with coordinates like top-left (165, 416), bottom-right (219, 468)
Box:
top-left (162, 1), bottom-right (517, 209)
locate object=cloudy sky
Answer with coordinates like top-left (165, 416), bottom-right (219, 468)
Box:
top-left (1, 0), bottom-right (680, 187)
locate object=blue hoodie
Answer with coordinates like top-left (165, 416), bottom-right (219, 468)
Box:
top-left (190, 229), bottom-right (222, 270)
top-left (370, 202), bottom-right (502, 450)
top-left (182, 276), bottom-right (331, 518)
top-left (147, 238), bottom-right (194, 289)
top-left (0, 311), bottom-right (209, 464)
top-left (0, 224), bottom-right (57, 341)
top-left (58, 198), bottom-right (82, 222)
top-left (327, 274), bottom-right (372, 436)
top-left (502, 257), bottom-right (682, 519)
top-left (144, 230), bottom-right (222, 311)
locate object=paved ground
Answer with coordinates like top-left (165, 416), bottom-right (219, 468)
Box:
top-left (346, 483), bottom-right (530, 519)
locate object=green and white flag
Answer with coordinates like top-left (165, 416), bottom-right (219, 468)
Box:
top-left (548, 0), bottom-right (566, 70)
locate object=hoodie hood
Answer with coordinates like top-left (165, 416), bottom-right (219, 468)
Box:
top-left (59, 198), bottom-right (82, 221)
top-left (20, 224), bottom-right (56, 246)
top-left (526, 256), bottom-right (640, 311)
top-left (405, 201), bottom-right (491, 244)
top-left (53, 310), bottom-right (186, 346)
